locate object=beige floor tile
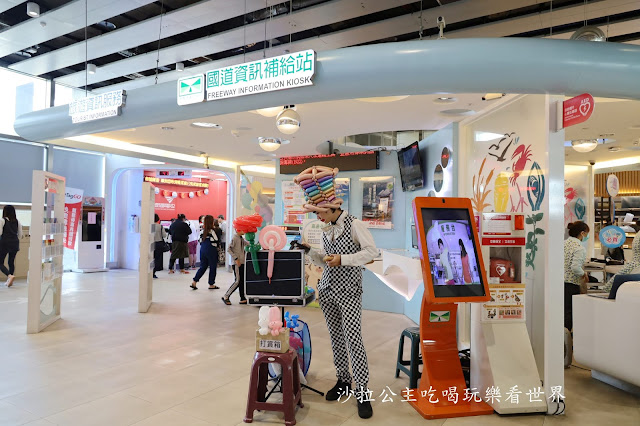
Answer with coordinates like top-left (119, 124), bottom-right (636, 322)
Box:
top-left (131, 409), bottom-right (217, 426)
top-left (1, 270), bottom-right (638, 426)
top-left (0, 400), bottom-right (40, 426)
top-left (444, 413), bottom-right (545, 425)
top-left (20, 420), bottom-right (55, 426)
top-left (45, 392), bottom-right (165, 426)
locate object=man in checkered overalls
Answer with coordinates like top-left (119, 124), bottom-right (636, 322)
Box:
top-left (295, 166), bottom-right (377, 419)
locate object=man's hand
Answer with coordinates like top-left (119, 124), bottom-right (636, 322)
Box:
top-left (325, 254), bottom-right (341, 267)
top-left (235, 259), bottom-right (241, 267)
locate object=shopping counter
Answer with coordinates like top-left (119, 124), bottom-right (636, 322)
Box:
top-left (573, 282), bottom-right (640, 392)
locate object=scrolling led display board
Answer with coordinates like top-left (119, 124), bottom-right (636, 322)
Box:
top-left (279, 151), bottom-right (379, 174)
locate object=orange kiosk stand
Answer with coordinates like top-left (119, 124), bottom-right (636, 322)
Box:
top-left (408, 197), bottom-right (494, 419)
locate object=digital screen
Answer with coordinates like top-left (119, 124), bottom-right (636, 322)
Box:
top-left (398, 142), bottom-right (424, 191)
top-left (421, 207), bottom-right (486, 299)
top-left (279, 151), bottom-right (379, 174)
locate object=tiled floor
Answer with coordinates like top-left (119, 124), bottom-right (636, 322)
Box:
top-left (0, 269), bottom-right (638, 425)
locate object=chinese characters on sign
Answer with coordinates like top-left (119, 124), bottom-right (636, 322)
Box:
top-left (143, 176), bottom-right (208, 188)
top-left (482, 284), bottom-right (526, 321)
top-left (334, 385), bottom-right (562, 405)
top-left (598, 225), bottom-right (626, 249)
top-left (282, 181), bottom-right (308, 227)
top-left (280, 151), bottom-right (380, 174)
top-left (68, 90), bottom-right (126, 123)
top-left (177, 50), bottom-right (315, 105)
top-left (562, 93), bottom-right (594, 128)
top-left (258, 339), bottom-right (282, 351)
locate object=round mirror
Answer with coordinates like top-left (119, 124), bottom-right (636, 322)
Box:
top-left (434, 165), bottom-right (444, 193)
top-left (441, 147), bottom-right (451, 168)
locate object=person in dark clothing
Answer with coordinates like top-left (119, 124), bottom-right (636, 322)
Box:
top-left (191, 215), bottom-right (219, 289)
top-left (168, 213), bottom-right (191, 274)
top-left (153, 214), bottom-right (166, 279)
top-left (213, 219), bottom-right (223, 265)
top-left (0, 205), bottom-right (23, 287)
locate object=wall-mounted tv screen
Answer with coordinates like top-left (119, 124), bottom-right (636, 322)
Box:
top-left (398, 141), bottom-right (424, 192)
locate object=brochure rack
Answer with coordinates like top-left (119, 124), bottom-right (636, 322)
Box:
top-left (27, 171), bottom-right (66, 334)
top-left (138, 182), bottom-right (155, 313)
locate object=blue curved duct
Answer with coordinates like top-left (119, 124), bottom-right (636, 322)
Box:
top-left (14, 38), bottom-right (640, 142)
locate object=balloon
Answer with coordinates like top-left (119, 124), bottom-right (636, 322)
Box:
top-left (189, 192), bottom-right (194, 198)
top-left (259, 225), bottom-right (287, 282)
top-left (179, 193), bottom-right (187, 199)
top-left (241, 192), bottom-right (253, 209)
top-left (260, 205), bottom-right (274, 223)
top-left (204, 189), bottom-right (209, 195)
top-left (172, 191), bottom-right (178, 197)
top-left (154, 187), bottom-right (160, 195)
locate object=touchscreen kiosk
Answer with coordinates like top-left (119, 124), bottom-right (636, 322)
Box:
top-left (414, 197), bottom-right (490, 304)
top-left (407, 197), bottom-right (493, 419)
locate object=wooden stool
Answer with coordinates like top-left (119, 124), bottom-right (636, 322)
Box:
top-left (395, 326), bottom-right (423, 389)
top-left (244, 349), bottom-right (303, 426)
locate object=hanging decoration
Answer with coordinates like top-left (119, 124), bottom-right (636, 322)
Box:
top-left (151, 184), bottom-right (211, 199)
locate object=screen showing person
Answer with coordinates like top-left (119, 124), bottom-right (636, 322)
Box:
top-left (421, 207), bottom-right (485, 298)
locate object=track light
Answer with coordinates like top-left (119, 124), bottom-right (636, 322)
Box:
top-left (87, 63), bottom-right (97, 74)
top-left (26, 2), bottom-right (40, 18)
top-left (176, 62), bottom-right (184, 72)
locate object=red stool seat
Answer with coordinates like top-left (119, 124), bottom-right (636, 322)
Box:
top-left (244, 349), bottom-right (303, 426)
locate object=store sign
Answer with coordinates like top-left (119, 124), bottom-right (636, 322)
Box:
top-left (280, 151), bottom-right (379, 174)
top-left (155, 170), bottom-right (192, 178)
top-left (68, 90), bottom-right (126, 123)
top-left (177, 75), bottom-right (205, 105)
top-left (599, 225), bottom-right (626, 249)
top-left (144, 176), bottom-right (208, 188)
top-left (177, 50), bottom-right (315, 106)
top-left (482, 237), bottom-right (526, 246)
top-left (63, 187), bottom-right (84, 249)
top-left (606, 174), bottom-right (619, 196)
top-left (562, 93), bottom-right (594, 128)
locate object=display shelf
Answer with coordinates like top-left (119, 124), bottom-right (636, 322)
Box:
top-left (27, 171), bottom-right (66, 334)
top-left (138, 182), bottom-right (155, 313)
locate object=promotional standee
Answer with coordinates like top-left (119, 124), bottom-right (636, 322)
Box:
top-left (27, 171), bottom-right (66, 334)
top-left (471, 213), bottom-right (547, 414)
top-left (410, 197), bottom-right (493, 419)
top-left (138, 182), bottom-right (155, 313)
top-left (65, 194), bottom-right (107, 273)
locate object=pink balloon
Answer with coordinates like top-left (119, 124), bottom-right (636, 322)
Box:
top-left (259, 225), bottom-right (287, 283)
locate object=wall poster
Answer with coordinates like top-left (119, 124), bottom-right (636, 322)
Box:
top-left (282, 180), bottom-right (308, 226)
top-left (360, 176), bottom-right (394, 229)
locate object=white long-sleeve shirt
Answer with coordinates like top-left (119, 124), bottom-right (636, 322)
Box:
top-left (0, 218), bottom-right (23, 239)
top-left (564, 236), bottom-right (586, 285)
top-left (308, 211), bottom-right (378, 267)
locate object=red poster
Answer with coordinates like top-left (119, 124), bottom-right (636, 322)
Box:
top-left (64, 187), bottom-right (84, 249)
top-left (562, 93), bottom-right (594, 128)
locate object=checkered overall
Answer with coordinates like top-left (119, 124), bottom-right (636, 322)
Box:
top-left (319, 214), bottom-right (369, 389)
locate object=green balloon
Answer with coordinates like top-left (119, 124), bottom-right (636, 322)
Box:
top-left (241, 192), bottom-right (253, 209)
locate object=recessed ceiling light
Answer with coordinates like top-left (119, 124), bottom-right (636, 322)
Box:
top-left (630, 125), bottom-right (640, 130)
top-left (433, 97), bottom-right (457, 104)
top-left (191, 122), bottom-right (222, 129)
top-left (608, 146), bottom-right (621, 152)
top-left (440, 108), bottom-right (476, 116)
top-left (482, 93), bottom-right (506, 101)
top-left (161, 126), bottom-right (174, 131)
top-left (599, 133), bottom-right (615, 138)
top-left (355, 96), bottom-right (409, 103)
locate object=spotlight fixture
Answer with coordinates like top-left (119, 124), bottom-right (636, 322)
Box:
top-left (256, 106), bottom-right (284, 117)
top-left (571, 139), bottom-right (598, 153)
top-left (276, 106), bottom-right (301, 135)
top-left (87, 63), bottom-right (97, 74)
top-left (608, 146), bottom-right (621, 152)
top-left (433, 96), bottom-right (457, 104)
top-left (176, 62), bottom-right (185, 72)
top-left (26, 2), bottom-right (40, 18)
top-left (258, 137), bottom-right (282, 152)
top-left (482, 93), bottom-right (505, 101)
top-left (161, 126), bottom-right (175, 131)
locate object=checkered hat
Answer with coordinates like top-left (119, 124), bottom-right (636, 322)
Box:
top-left (293, 165), bottom-right (343, 213)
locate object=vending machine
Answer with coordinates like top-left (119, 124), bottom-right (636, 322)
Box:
top-left (470, 213), bottom-right (547, 414)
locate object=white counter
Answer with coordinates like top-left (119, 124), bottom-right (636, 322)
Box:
top-left (365, 249), bottom-right (423, 301)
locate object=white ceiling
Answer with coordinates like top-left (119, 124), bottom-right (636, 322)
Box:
top-left (3, 0), bottom-right (639, 92)
top-left (94, 93), bottom-right (500, 165)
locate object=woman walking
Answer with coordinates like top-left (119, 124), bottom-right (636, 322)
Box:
top-left (168, 213), bottom-right (191, 274)
top-left (191, 215), bottom-right (220, 290)
top-left (153, 214), bottom-right (166, 279)
top-left (222, 226), bottom-right (247, 305)
top-left (0, 205), bottom-right (23, 287)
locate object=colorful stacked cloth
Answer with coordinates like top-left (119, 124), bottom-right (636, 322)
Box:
top-left (293, 166), bottom-right (343, 213)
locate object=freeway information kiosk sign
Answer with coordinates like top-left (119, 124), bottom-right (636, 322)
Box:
top-left (177, 50), bottom-right (315, 105)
